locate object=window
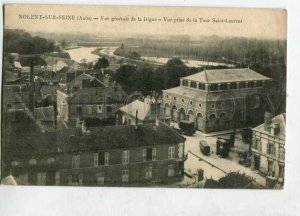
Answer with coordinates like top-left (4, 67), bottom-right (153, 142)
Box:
top-left (248, 81), bottom-right (255, 88)
top-left (104, 152), bottom-right (109, 166)
top-left (173, 97), bottom-right (176, 101)
top-left (97, 105), bottom-right (103, 114)
top-left (182, 80), bottom-right (189, 86)
top-left (256, 81), bottom-right (263, 87)
top-left (55, 171), bottom-right (60, 185)
top-left (220, 83), bottom-right (228, 90)
top-left (267, 143), bottom-right (275, 157)
top-left (198, 83), bottom-right (205, 90)
top-left (190, 101), bottom-right (193, 105)
top-left (168, 146), bottom-right (175, 159)
top-left (190, 81), bottom-right (197, 88)
top-left (72, 155), bottom-right (80, 169)
top-left (143, 148), bottom-right (156, 161)
top-left (47, 157), bottom-right (55, 164)
top-left (122, 150), bottom-right (130, 165)
top-left (37, 172), bottom-right (46, 185)
top-left (209, 84), bottom-right (218, 91)
top-left (211, 104), bottom-right (215, 109)
top-left (166, 94), bottom-right (169, 98)
top-left (11, 161), bottom-right (19, 167)
top-left (94, 153), bottom-right (99, 167)
top-left (145, 167), bottom-right (153, 179)
top-left (279, 165), bottom-right (284, 178)
top-left (181, 98), bottom-right (185, 103)
top-left (198, 103), bottom-right (202, 108)
top-left (230, 83), bottom-right (237, 89)
top-left (68, 174), bottom-right (83, 186)
top-left (152, 148), bottom-right (157, 161)
top-left (209, 114), bottom-right (216, 119)
top-left (253, 138), bottom-right (261, 151)
top-left (96, 172), bottom-right (105, 185)
top-left (29, 159), bottom-right (37, 166)
top-left (238, 82), bottom-right (246, 88)
top-left (122, 170), bottom-right (129, 182)
top-left (168, 164), bottom-right (175, 177)
top-left (219, 112), bottom-right (226, 119)
top-left (106, 106), bottom-right (112, 113)
top-left (278, 147), bottom-right (285, 161)
top-left (268, 160), bottom-right (274, 176)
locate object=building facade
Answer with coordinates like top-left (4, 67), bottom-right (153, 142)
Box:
top-left (5, 122), bottom-right (186, 186)
top-left (57, 73), bottom-right (126, 126)
top-left (162, 68), bottom-right (273, 133)
top-left (251, 113), bottom-right (285, 186)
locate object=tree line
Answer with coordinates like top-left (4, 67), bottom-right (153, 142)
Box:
top-left (3, 29), bottom-right (55, 55)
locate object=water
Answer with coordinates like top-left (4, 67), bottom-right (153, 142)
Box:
top-left (67, 47), bottom-right (100, 63)
top-left (141, 56), bottom-right (235, 67)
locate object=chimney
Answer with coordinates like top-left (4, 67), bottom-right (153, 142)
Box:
top-left (264, 112), bottom-right (272, 132)
top-left (135, 110), bottom-right (138, 125)
top-left (271, 122), bottom-right (280, 136)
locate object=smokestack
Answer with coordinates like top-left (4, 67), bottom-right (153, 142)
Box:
top-left (264, 112), bottom-right (272, 132)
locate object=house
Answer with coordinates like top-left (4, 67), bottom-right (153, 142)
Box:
top-left (40, 84), bottom-right (60, 105)
top-left (118, 97), bottom-right (169, 125)
top-left (56, 73), bottom-right (126, 126)
top-left (251, 113), bottom-right (285, 187)
top-left (4, 121), bottom-right (186, 186)
top-left (162, 68), bottom-right (273, 133)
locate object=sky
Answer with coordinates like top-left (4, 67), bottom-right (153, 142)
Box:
top-left (4, 4), bottom-right (287, 39)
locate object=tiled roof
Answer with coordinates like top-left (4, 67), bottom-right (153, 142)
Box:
top-left (253, 113), bottom-right (286, 140)
top-left (183, 68), bottom-right (271, 83)
top-left (163, 86), bottom-right (207, 100)
top-left (57, 122), bottom-right (185, 152)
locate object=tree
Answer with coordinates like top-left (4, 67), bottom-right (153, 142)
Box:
top-left (204, 172), bottom-right (263, 189)
top-left (114, 64), bottom-right (136, 93)
top-left (165, 58), bottom-right (190, 88)
top-left (93, 57), bottom-right (109, 71)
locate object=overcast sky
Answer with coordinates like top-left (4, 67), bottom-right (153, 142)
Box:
top-left (4, 4), bottom-right (287, 39)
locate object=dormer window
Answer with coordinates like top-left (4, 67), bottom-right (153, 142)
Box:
top-left (239, 82), bottom-right (246, 88)
top-left (198, 83), bottom-right (205, 90)
top-left (230, 83), bottom-right (237, 89)
top-left (182, 80), bottom-right (189, 86)
top-left (190, 82), bottom-right (197, 88)
top-left (209, 84), bottom-right (218, 91)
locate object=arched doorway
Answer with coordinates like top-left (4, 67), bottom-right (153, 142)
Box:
top-left (164, 103), bottom-right (171, 117)
top-left (171, 105), bottom-right (178, 122)
top-left (196, 113), bottom-right (204, 131)
top-left (179, 108), bottom-right (186, 122)
top-left (187, 110), bottom-right (195, 122)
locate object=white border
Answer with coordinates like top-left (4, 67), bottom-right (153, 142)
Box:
top-left (0, 0), bottom-right (299, 216)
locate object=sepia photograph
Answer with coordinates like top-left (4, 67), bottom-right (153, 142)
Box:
top-left (1, 4), bottom-right (287, 189)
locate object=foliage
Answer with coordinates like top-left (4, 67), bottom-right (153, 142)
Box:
top-left (4, 29), bottom-right (55, 54)
top-left (93, 57), bottom-right (110, 70)
top-left (203, 172), bottom-right (263, 189)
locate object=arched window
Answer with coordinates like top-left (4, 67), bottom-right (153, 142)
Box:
top-left (209, 114), bottom-right (216, 119)
top-left (220, 112), bottom-right (226, 119)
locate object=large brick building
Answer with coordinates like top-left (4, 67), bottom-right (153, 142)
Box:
top-left (3, 120), bottom-right (186, 186)
top-left (162, 68), bottom-right (273, 133)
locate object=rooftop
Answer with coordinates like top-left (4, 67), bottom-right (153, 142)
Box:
top-left (253, 113), bottom-right (286, 140)
top-left (57, 122), bottom-right (185, 152)
top-left (119, 99), bottom-right (152, 121)
top-left (183, 68), bottom-right (271, 84)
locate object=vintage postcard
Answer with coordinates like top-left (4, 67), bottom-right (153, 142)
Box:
top-left (1, 4), bottom-right (286, 189)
